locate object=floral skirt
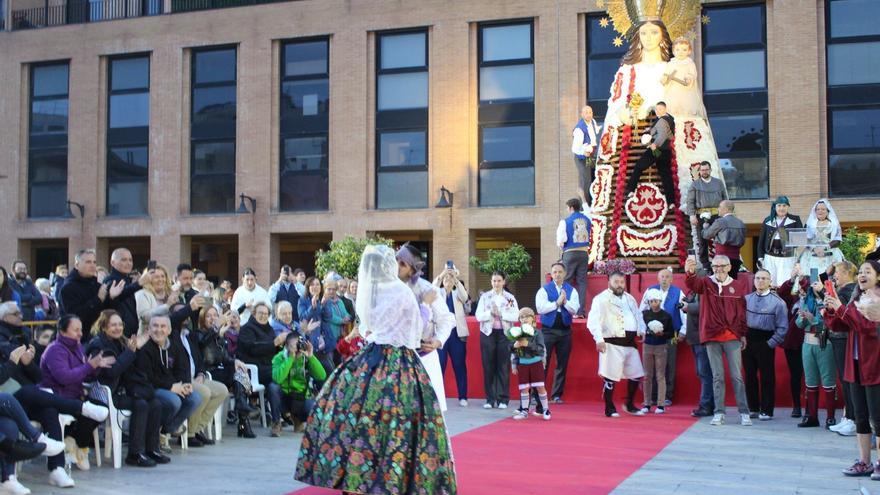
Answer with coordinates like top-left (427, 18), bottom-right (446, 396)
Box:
top-left (294, 343), bottom-right (457, 495)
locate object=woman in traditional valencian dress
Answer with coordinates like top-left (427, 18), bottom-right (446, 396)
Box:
top-left (799, 199), bottom-right (845, 275)
top-left (294, 245), bottom-right (456, 495)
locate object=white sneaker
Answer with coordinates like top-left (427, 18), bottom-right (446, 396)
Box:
top-left (639, 406), bottom-right (651, 414)
top-left (48, 467), bottom-right (74, 488)
top-left (837, 419), bottom-right (857, 437)
top-left (81, 402), bottom-right (109, 422)
top-left (654, 407), bottom-right (666, 415)
top-left (829, 418), bottom-right (845, 432)
top-left (37, 433), bottom-right (65, 457)
top-left (758, 413), bottom-right (772, 421)
top-left (483, 403), bottom-right (493, 409)
top-left (2, 476), bottom-right (31, 495)
top-left (512, 409), bottom-right (528, 421)
top-left (710, 413), bottom-right (725, 426)
top-left (740, 413), bottom-right (753, 426)
top-left (458, 399), bottom-right (468, 407)
top-left (497, 403), bottom-right (508, 410)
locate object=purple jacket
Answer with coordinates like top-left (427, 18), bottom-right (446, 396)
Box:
top-left (39, 333), bottom-right (98, 400)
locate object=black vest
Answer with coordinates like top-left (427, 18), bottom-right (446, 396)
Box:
top-left (275, 283), bottom-right (300, 321)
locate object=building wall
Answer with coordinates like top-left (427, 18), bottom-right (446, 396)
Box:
top-left (0, 0), bottom-right (878, 292)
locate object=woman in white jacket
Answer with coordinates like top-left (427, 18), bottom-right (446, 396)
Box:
top-left (434, 266), bottom-right (471, 407)
top-left (475, 272), bottom-right (519, 409)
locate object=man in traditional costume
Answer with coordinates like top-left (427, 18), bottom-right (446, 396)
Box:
top-left (757, 196), bottom-right (803, 287)
top-left (702, 200), bottom-right (746, 277)
top-left (587, 272), bottom-right (646, 417)
top-left (571, 106), bottom-right (601, 206)
top-left (686, 161), bottom-right (728, 271)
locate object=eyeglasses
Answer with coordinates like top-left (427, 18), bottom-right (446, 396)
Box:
top-left (711, 264), bottom-right (730, 269)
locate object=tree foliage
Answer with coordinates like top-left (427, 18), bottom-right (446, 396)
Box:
top-left (840, 226), bottom-right (871, 267)
top-left (469, 243), bottom-right (532, 283)
top-left (315, 235), bottom-right (394, 279)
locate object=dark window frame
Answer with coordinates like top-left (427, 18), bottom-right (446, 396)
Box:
top-left (190, 46), bottom-right (237, 214)
top-left (106, 53), bottom-right (150, 217)
top-left (825, 0), bottom-right (880, 197)
top-left (702, 2), bottom-right (769, 200)
top-left (375, 28), bottom-right (429, 210)
top-left (585, 14), bottom-right (627, 119)
top-left (477, 19), bottom-right (535, 207)
top-left (28, 60), bottom-right (70, 218)
top-left (279, 36), bottom-right (330, 212)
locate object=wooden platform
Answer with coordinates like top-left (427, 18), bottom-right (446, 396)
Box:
top-left (596, 120), bottom-right (692, 272)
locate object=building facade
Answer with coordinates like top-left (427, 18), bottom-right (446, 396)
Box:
top-left (1, 0), bottom-right (878, 294)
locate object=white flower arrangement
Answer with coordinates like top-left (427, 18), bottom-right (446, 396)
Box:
top-left (616, 225), bottom-right (678, 257)
top-left (589, 214), bottom-right (607, 264)
top-left (589, 165), bottom-right (614, 213)
top-left (521, 324), bottom-right (535, 336)
top-left (647, 320), bottom-right (664, 334)
top-left (640, 133), bottom-right (652, 145)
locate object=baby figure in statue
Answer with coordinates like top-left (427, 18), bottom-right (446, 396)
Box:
top-left (661, 37), bottom-right (706, 120)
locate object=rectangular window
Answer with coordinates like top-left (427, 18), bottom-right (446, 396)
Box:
top-left (376, 30), bottom-right (428, 209)
top-left (191, 47), bottom-right (236, 214)
top-left (703, 3), bottom-right (769, 200)
top-left (826, 0), bottom-right (880, 196)
top-left (28, 62), bottom-right (69, 218)
top-left (586, 14), bottom-right (627, 119)
top-left (280, 38), bottom-right (329, 211)
top-left (107, 55), bottom-right (149, 216)
top-left (478, 21), bottom-right (534, 207)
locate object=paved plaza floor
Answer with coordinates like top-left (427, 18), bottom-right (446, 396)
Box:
top-left (13, 402), bottom-right (879, 494)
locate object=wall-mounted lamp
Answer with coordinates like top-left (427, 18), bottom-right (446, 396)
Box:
top-left (435, 186), bottom-right (453, 208)
top-left (236, 194), bottom-right (257, 214)
top-left (65, 200), bottom-right (85, 219)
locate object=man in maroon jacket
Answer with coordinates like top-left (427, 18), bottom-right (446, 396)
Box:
top-left (685, 255), bottom-right (751, 426)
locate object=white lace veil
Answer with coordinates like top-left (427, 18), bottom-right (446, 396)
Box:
top-left (806, 198), bottom-right (842, 242)
top-left (356, 245), bottom-right (422, 349)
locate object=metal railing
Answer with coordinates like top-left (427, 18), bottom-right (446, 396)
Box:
top-left (171, 0), bottom-right (290, 13)
top-left (11, 0), bottom-right (163, 30)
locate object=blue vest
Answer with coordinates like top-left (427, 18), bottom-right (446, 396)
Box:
top-left (564, 212), bottom-right (591, 251)
top-left (648, 283), bottom-right (683, 332)
top-left (540, 282), bottom-right (575, 329)
top-left (573, 119), bottom-right (596, 159)
top-left (275, 283), bottom-right (300, 321)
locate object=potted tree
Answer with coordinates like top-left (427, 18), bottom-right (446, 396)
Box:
top-left (469, 243), bottom-right (532, 298)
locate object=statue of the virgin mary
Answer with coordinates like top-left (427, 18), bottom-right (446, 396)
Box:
top-left (589, 0), bottom-right (728, 267)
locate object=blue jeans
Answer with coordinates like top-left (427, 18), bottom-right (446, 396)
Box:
top-left (0, 392), bottom-right (42, 481)
top-left (438, 330), bottom-right (468, 400)
top-left (154, 388), bottom-right (203, 434)
top-left (691, 343), bottom-right (715, 412)
top-left (267, 382), bottom-right (283, 423)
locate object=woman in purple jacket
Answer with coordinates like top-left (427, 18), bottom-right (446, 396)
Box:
top-left (39, 315), bottom-right (115, 485)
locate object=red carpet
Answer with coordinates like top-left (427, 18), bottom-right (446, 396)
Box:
top-left (291, 402), bottom-right (696, 495)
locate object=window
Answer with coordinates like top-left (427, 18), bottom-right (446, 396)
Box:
top-left (107, 55), bottom-right (149, 216)
top-left (586, 14), bottom-right (627, 120)
top-left (376, 30), bottom-right (428, 209)
top-left (280, 38), bottom-right (330, 211)
top-left (28, 62), bottom-right (69, 217)
top-left (191, 47), bottom-right (236, 214)
top-left (826, 0), bottom-right (880, 196)
top-left (703, 3), bottom-right (768, 199)
top-left (478, 21), bottom-right (534, 206)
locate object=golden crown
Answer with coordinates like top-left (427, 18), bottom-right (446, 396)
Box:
top-left (604, 0), bottom-right (701, 40)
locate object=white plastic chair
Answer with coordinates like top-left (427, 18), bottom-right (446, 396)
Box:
top-left (94, 384), bottom-right (131, 469)
top-left (244, 364), bottom-right (267, 428)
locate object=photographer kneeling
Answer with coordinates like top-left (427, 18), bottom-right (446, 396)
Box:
top-left (272, 333), bottom-right (326, 433)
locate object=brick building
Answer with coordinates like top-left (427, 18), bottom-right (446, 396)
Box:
top-left (1, 0), bottom-right (878, 296)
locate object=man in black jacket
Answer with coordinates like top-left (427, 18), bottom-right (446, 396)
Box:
top-left (624, 102), bottom-right (677, 207)
top-left (9, 261), bottom-right (42, 322)
top-left (60, 249), bottom-right (132, 342)
top-left (174, 264), bottom-right (201, 330)
top-left (169, 303), bottom-right (227, 447)
top-left (129, 312), bottom-right (202, 451)
top-left (104, 248), bottom-right (151, 337)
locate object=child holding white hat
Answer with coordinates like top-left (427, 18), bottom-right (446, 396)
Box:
top-left (640, 289), bottom-right (675, 414)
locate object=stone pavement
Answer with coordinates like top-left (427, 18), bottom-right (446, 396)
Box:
top-left (13, 402), bottom-right (509, 495)
top-left (613, 408), bottom-right (876, 495)
top-left (13, 403), bottom-right (879, 494)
